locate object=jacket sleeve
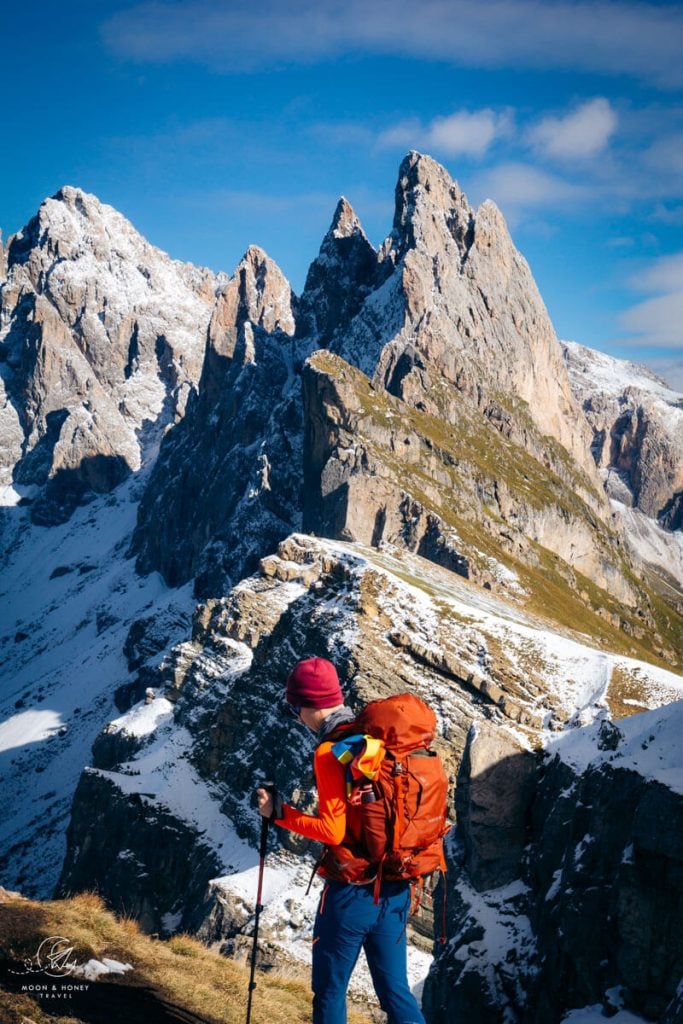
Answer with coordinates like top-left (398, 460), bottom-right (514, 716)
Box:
top-left (276, 744), bottom-right (347, 846)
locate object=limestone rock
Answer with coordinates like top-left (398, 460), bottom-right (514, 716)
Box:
top-left (117, 156), bottom-right (682, 667)
top-left (131, 245), bottom-right (301, 594)
top-left (0, 187), bottom-right (224, 520)
top-left (204, 244), bottom-right (296, 403)
top-left (455, 720), bottom-right (538, 890)
top-left (296, 197), bottom-right (383, 345)
top-left (58, 533), bottom-right (674, 941)
top-left (322, 153), bottom-right (602, 492)
top-left (302, 349), bottom-right (638, 605)
top-left (57, 771), bottom-right (222, 935)
top-left (425, 702), bottom-right (683, 1023)
top-left (564, 342), bottom-right (683, 525)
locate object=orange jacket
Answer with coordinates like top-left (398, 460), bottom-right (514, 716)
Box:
top-left (276, 741), bottom-right (362, 848)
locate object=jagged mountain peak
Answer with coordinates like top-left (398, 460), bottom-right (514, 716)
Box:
top-left (0, 186), bottom-right (225, 520)
top-left (239, 242), bottom-right (276, 271)
top-left (472, 198), bottom-right (513, 251)
top-left (329, 196), bottom-right (368, 241)
top-left (5, 183), bottom-right (222, 297)
top-left (296, 194), bottom-right (378, 344)
top-left (8, 185), bottom-right (134, 269)
top-left (208, 244), bottom-right (296, 362)
top-left (391, 150), bottom-right (473, 259)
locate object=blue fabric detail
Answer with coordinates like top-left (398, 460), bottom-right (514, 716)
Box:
top-left (330, 734), bottom-right (367, 762)
top-left (311, 880), bottom-right (426, 1024)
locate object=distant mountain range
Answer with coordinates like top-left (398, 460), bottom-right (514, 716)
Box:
top-left (1, 152), bottom-right (681, 1024)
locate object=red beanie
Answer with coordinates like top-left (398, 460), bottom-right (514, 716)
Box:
top-left (286, 657), bottom-right (343, 709)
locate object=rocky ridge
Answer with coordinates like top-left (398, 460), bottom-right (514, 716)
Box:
top-left (59, 534), bottom-right (682, 909)
top-left (0, 187), bottom-right (225, 522)
top-left (126, 154), bottom-right (671, 658)
top-left (132, 244), bottom-right (302, 592)
top-left (424, 703), bottom-right (683, 1023)
top-left (56, 535), bottom-right (683, 1019)
top-left (564, 343), bottom-right (683, 595)
top-left (563, 342), bottom-right (683, 527)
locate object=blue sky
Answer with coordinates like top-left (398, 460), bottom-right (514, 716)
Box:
top-left (2, 0), bottom-right (683, 386)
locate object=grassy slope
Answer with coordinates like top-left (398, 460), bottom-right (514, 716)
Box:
top-left (0, 890), bottom-right (375, 1024)
top-left (309, 351), bottom-right (683, 670)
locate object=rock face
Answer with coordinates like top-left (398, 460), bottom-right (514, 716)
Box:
top-left (454, 721), bottom-right (538, 890)
top-left (302, 349), bottom-right (638, 606)
top-left (0, 230), bottom-right (6, 281)
top-left (365, 155), bottom-right (599, 481)
top-left (0, 186), bottom-right (224, 522)
top-left (564, 342), bottom-right (683, 530)
top-left (57, 534), bottom-right (683, 944)
top-left (424, 701), bottom-right (683, 1023)
top-left (60, 770), bottom-right (223, 935)
top-left (131, 245), bottom-right (301, 594)
top-left (54, 534), bottom-right (555, 930)
top-left (129, 154), bottom-right (645, 616)
top-left (296, 197), bottom-right (382, 346)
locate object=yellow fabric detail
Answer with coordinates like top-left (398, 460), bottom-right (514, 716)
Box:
top-left (351, 735), bottom-right (385, 780)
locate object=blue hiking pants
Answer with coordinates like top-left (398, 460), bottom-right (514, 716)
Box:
top-left (311, 879), bottom-right (426, 1024)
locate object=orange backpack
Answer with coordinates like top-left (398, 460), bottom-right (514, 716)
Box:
top-left (319, 693), bottom-right (451, 916)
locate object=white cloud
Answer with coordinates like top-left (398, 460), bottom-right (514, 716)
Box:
top-left (102, 0), bottom-right (683, 89)
top-left (619, 292), bottom-right (683, 348)
top-left (620, 252), bottom-right (683, 350)
top-left (470, 162), bottom-right (593, 215)
top-left (377, 109), bottom-right (512, 158)
top-left (643, 131), bottom-right (683, 178)
top-left (528, 98), bottom-right (618, 160)
top-left (628, 252), bottom-right (683, 294)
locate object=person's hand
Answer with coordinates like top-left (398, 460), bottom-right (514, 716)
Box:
top-left (256, 787), bottom-right (273, 819)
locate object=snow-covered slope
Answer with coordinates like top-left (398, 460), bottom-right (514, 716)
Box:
top-left (548, 696), bottom-right (683, 794)
top-left (563, 342), bottom-right (683, 586)
top-left (0, 477), bottom-right (195, 896)
top-left (53, 534), bottom-right (683, 1014)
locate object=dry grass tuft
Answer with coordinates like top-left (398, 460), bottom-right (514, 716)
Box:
top-left (0, 890), bottom-right (376, 1024)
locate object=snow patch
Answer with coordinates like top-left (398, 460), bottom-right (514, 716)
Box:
top-left (548, 699), bottom-right (683, 794)
top-left (72, 957), bottom-right (133, 981)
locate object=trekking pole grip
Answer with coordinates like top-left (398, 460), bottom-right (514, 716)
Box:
top-left (257, 778), bottom-right (282, 830)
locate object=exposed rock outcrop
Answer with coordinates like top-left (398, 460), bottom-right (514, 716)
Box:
top-left (564, 342), bottom-right (683, 530)
top-left (296, 197), bottom-right (384, 346)
top-left (302, 349), bottom-right (638, 606)
top-left (58, 535), bottom-right (683, 943)
top-left (59, 770), bottom-right (222, 935)
top-left (424, 700), bottom-right (683, 1023)
top-left (327, 153), bottom-right (602, 488)
top-left (130, 152), bottom-right (619, 603)
top-left (131, 246), bottom-right (301, 594)
top-left (454, 721), bottom-right (538, 890)
top-left (0, 186), bottom-right (224, 521)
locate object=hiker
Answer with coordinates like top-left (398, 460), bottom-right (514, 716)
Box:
top-left (257, 656), bottom-right (447, 1024)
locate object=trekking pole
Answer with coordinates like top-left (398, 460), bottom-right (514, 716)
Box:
top-left (246, 782), bottom-right (274, 1024)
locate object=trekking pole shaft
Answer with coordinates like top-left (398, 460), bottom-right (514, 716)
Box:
top-left (246, 815), bottom-right (270, 1024)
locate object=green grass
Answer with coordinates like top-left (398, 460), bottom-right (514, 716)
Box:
top-left (307, 350), bottom-right (682, 669)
